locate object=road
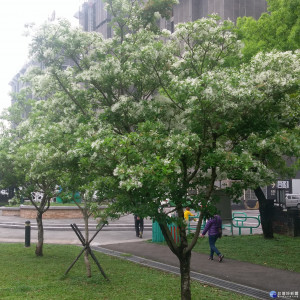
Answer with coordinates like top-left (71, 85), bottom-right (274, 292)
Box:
top-left (0, 209), bottom-right (262, 246)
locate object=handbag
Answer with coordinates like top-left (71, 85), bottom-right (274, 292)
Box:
top-left (218, 227), bottom-right (222, 238)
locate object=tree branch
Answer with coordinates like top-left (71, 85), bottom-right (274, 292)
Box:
top-left (52, 71), bottom-right (87, 116)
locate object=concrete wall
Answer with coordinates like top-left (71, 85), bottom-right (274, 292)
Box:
top-left (0, 207), bottom-right (20, 217)
top-left (1, 206), bottom-right (83, 219)
top-left (20, 206), bottom-right (83, 219)
top-left (272, 206), bottom-right (300, 237)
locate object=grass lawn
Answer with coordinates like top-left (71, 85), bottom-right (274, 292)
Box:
top-left (0, 243), bottom-right (253, 300)
top-left (191, 234), bottom-right (300, 272)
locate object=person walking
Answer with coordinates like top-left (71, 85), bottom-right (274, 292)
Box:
top-left (134, 215), bottom-right (144, 238)
top-left (200, 214), bottom-right (224, 262)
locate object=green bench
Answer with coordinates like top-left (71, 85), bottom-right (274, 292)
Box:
top-left (232, 212), bottom-right (261, 235)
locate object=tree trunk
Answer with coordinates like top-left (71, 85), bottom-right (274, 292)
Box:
top-left (254, 187), bottom-right (274, 239)
top-left (35, 212), bottom-right (44, 256)
top-left (84, 209), bottom-right (91, 277)
top-left (84, 250), bottom-right (91, 278)
top-left (159, 218), bottom-right (193, 300)
top-left (179, 251), bottom-right (192, 300)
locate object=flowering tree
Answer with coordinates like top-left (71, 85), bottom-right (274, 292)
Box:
top-left (54, 121), bottom-right (109, 278)
top-left (20, 0), bottom-right (177, 276)
top-left (13, 2), bottom-right (300, 299)
top-left (0, 120), bottom-right (60, 256)
top-left (90, 18), bottom-right (299, 298)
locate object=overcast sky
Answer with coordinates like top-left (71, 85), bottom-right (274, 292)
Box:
top-left (0, 0), bottom-right (83, 115)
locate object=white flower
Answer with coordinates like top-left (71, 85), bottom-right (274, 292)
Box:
top-left (154, 12), bottom-right (161, 19)
top-left (113, 167), bottom-right (119, 176)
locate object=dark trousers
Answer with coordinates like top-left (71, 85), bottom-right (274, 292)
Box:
top-left (134, 217), bottom-right (144, 236)
top-left (209, 234), bottom-right (221, 258)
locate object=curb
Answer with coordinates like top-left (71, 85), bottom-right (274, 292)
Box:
top-left (0, 222), bottom-right (152, 231)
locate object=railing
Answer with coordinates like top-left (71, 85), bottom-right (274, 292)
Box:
top-left (232, 212), bottom-right (261, 235)
top-left (221, 218), bottom-right (233, 235)
top-left (187, 211), bottom-right (261, 236)
top-left (187, 214), bottom-right (206, 234)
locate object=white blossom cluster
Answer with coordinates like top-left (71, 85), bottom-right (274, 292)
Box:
top-left (113, 165), bottom-right (143, 190)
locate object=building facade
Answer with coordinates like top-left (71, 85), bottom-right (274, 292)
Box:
top-left (78, 0), bottom-right (268, 38)
top-left (79, 0), bottom-right (111, 38)
top-left (173, 0), bottom-right (267, 22)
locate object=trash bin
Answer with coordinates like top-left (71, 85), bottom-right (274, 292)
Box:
top-left (169, 224), bottom-right (180, 243)
top-left (152, 221), bottom-right (180, 243)
top-left (152, 221), bottom-right (165, 242)
top-left (56, 192), bottom-right (81, 204)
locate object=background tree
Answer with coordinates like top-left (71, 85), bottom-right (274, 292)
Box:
top-left (20, 72), bottom-right (105, 274)
top-left (15, 0), bottom-right (175, 276)
top-left (237, 0), bottom-right (300, 61)
top-left (56, 122), bottom-right (109, 278)
top-left (0, 121), bottom-right (59, 256)
top-left (237, 0), bottom-right (300, 238)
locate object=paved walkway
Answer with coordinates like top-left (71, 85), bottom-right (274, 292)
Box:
top-left (97, 241), bottom-right (300, 299)
top-left (0, 211), bottom-right (299, 299)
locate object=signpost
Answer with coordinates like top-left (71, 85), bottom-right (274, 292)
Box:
top-left (267, 180), bottom-right (292, 206)
top-left (267, 182), bottom-right (277, 200)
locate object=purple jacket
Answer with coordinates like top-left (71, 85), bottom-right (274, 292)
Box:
top-left (202, 215), bottom-right (222, 236)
